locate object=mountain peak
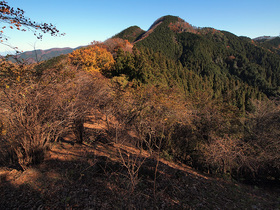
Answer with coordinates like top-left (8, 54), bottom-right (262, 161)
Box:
top-left (148, 15), bottom-right (180, 30)
top-left (112, 26), bottom-right (145, 43)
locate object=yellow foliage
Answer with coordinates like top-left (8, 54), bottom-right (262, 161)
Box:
top-left (69, 44), bottom-right (115, 74)
top-left (0, 59), bottom-right (34, 87)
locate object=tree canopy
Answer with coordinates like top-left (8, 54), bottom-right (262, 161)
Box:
top-left (69, 44), bottom-right (115, 74)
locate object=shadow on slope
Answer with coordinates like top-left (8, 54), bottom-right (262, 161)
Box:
top-left (0, 140), bottom-right (279, 209)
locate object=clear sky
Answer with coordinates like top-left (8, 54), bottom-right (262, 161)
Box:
top-left (1, 0), bottom-right (279, 54)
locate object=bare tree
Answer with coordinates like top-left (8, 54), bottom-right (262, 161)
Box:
top-left (0, 56), bottom-right (111, 169)
top-left (244, 100), bottom-right (280, 179)
top-left (0, 1), bottom-right (64, 50)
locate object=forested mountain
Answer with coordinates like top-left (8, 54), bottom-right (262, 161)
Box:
top-left (108, 16), bottom-right (280, 184)
top-left (110, 16), bottom-right (280, 121)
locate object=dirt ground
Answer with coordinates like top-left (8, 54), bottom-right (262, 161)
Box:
top-left (0, 138), bottom-right (279, 209)
top-left (0, 113), bottom-right (279, 209)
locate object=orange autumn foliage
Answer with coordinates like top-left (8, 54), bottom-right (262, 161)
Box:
top-left (69, 44), bottom-right (115, 74)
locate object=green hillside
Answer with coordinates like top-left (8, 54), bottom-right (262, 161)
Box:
top-left (113, 25), bottom-right (145, 43)
top-left (132, 15), bottom-right (280, 98)
top-left (135, 15), bottom-right (183, 60)
top-left (111, 16), bottom-right (280, 115)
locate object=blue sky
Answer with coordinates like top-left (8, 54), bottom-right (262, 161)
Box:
top-left (1, 0), bottom-right (279, 54)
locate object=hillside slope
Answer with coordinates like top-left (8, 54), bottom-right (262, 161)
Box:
top-left (113, 26), bottom-right (145, 43)
top-left (255, 36), bottom-right (280, 55)
top-left (130, 15), bottom-right (280, 97)
top-left (0, 114), bottom-right (279, 209)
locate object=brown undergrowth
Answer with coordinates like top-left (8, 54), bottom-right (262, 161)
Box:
top-left (0, 115), bottom-right (279, 209)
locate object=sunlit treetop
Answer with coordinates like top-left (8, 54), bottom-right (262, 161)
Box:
top-left (69, 43), bottom-right (115, 74)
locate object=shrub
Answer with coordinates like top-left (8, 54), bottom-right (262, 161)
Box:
top-left (0, 80), bottom-right (72, 169)
top-left (243, 100), bottom-right (280, 181)
top-left (0, 57), bottom-right (109, 169)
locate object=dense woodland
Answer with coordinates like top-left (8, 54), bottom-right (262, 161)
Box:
top-left (1, 15), bottom-right (280, 191)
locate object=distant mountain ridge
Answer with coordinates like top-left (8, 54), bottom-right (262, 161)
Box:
top-left (8, 47), bottom-right (77, 63)
top-left (9, 16), bottom-right (279, 65)
top-left (254, 36), bottom-right (280, 55)
top-left (7, 15), bottom-right (280, 99)
top-left (115, 15), bottom-right (226, 45)
top-left (253, 36), bottom-right (277, 41)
